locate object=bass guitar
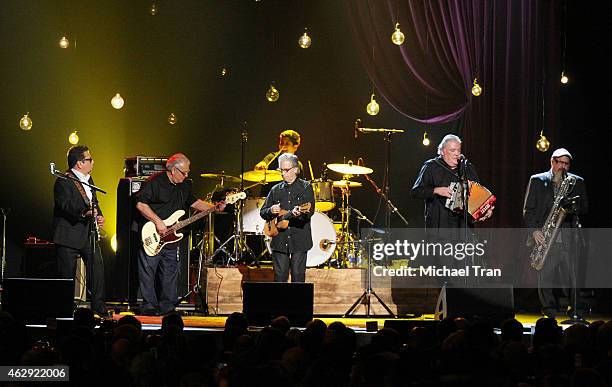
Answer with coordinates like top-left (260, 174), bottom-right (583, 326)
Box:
top-left (141, 191), bottom-right (245, 256)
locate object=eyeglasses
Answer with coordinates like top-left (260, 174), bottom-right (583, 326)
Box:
top-left (174, 166), bottom-right (189, 177)
top-left (278, 167), bottom-right (296, 173)
top-left (553, 159), bottom-right (570, 167)
top-left (82, 158), bottom-right (93, 163)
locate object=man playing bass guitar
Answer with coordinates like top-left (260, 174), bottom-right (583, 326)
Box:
top-left (135, 153), bottom-right (226, 316)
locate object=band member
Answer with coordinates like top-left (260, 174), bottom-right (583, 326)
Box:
top-left (411, 134), bottom-right (493, 234)
top-left (260, 153), bottom-right (315, 282)
top-left (255, 130), bottom-right (304, 197)
top-left (53, 145), bottom-right (106, 316)
top-left (255, 129), bottom-right (302, 171)
top-left (136, 153), bottom-right (223, 315)
top-left (523, 148), bottom-right (588, 318)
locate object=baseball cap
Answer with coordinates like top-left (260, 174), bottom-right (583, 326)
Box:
top-left (551, 148), bottom-right (572, 160)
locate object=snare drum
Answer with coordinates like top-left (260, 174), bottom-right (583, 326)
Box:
top-left (311, 179), bottom-right (335, 212)
top-left (266, 211), bottom-right (337, 267)
top-left (241, 197), bottom-right (266, 234)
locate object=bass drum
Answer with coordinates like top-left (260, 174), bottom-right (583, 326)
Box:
top-left (266, 211), bottom-right (337, 267)
top-left (241, 197), bottom-right (266, 234)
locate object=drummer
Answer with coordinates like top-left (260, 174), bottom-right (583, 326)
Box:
top-left (254, 129), bottom-right (304, 197)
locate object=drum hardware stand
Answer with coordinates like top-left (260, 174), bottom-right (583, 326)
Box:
top-left (176, 227), bottom-right (209, 315)
top-left (344, 236), bottom-right (395, 318)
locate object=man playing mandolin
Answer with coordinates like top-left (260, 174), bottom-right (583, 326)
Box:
top-left (260, 153), bottom-right (315, 282)
top-left (136, 153), bottom-right (225, 316)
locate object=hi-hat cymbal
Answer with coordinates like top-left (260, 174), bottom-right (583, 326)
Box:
top-left (200, 173), bottom-right (241, 183)
top-left (241, 169), bottom-right (283, 182)
top-left (327, 163), bottom-right (373, 175)
top-left (333, 180), bottom-right (363, 188)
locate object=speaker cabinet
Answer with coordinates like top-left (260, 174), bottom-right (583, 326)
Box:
top-left (2, 278), bottom-right (74, 323)
top-left (242, 282), bottom-right (313, 327)
top-left (435, 285), bottom-right (515, 325)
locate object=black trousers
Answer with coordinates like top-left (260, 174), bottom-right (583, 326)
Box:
top-left (56, 243), bottom-right (106, 314)
top-left (272, 251), bottom-right (307, 282)
top-left (138, 247), bottom-right (179, 314)
top-left (538, 243), bottom-right (576, 312)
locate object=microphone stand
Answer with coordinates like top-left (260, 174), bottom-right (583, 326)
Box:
top-left (363, 174), bottom-right (409, 226)
top-left (561, 196), bottom-right (586, 325)
top-left (51, 167), bottom-right (107, 315)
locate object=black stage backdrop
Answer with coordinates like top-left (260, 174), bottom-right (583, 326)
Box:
top-left (0, 0), bottom-right (610, 277)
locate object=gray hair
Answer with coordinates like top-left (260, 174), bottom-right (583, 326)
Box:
top-left (278, 153), bottom-right (299, 171)
top-left (166, 153), bottom-right (190, 170)
top-left (437, 134), bottom-right (462, 156)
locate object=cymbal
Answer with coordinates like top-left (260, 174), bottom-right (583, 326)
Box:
top-left (241, 169), bottom-right (283, 182)
top-left (333, 180), bottom-right (363, 188)
top-left (200, 173), bottom-right (241, 183)
top-left (327, 163), bottom-right (373, 175)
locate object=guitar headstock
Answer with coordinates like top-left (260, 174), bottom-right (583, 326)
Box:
top-left (225, 191), bottom-right (246, 205)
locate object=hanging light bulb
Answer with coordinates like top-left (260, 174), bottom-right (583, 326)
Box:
top-left (561, 71), bottom-right (569, 84)
top-left (366, 94), bottom-right (380, 116)
top-left (422, 131), bottom-right (430, 146)
top-left (391, 23), bottom-right (405, 45)
top-left (150, 3), bottom-right (157, 16)
top-left (111, 93), bottom-right (125, 109)
top-left (471, 78), bottom-right (482, 96)
top-left (266, 84), bottom-right (280, 102)
top-left (220, 67), bottom-right (228, 77)
top-left (168, 113), bottom-right (177, 125)
top-left (19, 113), bottom-right (33, 131)
top-left (536, 131), bottom-right (550, 152)
top-left (59, 36), bottom-right (70, 49)
top-left (298, 28), bottom-right (312, 48)
top-left (68, 131), bottom-right (79, 145)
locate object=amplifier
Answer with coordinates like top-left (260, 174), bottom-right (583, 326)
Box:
top-left (124, 156), bottom-right (168, 177)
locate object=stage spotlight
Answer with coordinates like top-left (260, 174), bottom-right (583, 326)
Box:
top-left (298, 29), bottom-right (312, 48)
top-left (561, 71), bottom-right (569, 84)
top-left (168, 113), bottom-right (177, 125)
top-left (266, 85), bottom-right (280, 102)
top-left (68, 131), bottom-right (79, 145)
top-left (422, 132), bottom-right (430, 146)
top-left (366, 94), bottom-right (380, 116)
top-left (471, 78), bottom-right (482, 96)
top-left (19, 113), bottom-right (33, 131)
top-left (391, 23), bottom-right (405, 45)
top-left (536, 131), bottom-right (550, 152)
top-left (111, 93), bottom-right (124, 109)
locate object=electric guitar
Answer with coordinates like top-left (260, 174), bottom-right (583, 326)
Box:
top-left (141, 191), bottom-right (246, 256)
top-left (263, 202), bottom-right (312, 237)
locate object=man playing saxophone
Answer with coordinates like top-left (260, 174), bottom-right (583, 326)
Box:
top-left (523, 148), bottom-right (588, 318)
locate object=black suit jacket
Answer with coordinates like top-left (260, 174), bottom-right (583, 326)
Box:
top-left (52, 173), bottom-right (102, 250)
top-left (522, 171), bottom-right (588, 235)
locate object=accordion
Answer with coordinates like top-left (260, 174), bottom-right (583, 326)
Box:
top-left (445, 181), bottom-right (496, 221)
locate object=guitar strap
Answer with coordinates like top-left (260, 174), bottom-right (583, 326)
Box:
top-left (66, 170), bottom-right (92, 208)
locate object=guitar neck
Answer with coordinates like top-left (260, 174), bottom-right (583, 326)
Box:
top-left (172, 204), bottom-right (219, 232)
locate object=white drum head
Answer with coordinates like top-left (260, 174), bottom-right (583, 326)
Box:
top-left (241, 198), bottom-right (266, 234)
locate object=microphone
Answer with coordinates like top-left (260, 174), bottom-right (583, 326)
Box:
top-left (354, 118), bottom-right (361, 139)
top-left (49, 162), bottom-right (56, 175)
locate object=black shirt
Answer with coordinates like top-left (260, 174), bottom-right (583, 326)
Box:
top-left (136, 172), bottom-right (198, 228)
top-left (260, 178), bottom-right (315, 253)
top-left (411, 157), bottom-right (480, 233)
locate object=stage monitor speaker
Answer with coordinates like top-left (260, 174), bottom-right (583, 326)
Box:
top-left (435, 285), bottom-right (514, 326)
top-left (242, 282), bottom-right (313, 327)
top-left (2, 278), bottom-right (74, 323)
top-left (22, 241), bottom-right (57, 278)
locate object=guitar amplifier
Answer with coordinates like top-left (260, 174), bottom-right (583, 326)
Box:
top-left (124, 156), bottom-right (168, 177)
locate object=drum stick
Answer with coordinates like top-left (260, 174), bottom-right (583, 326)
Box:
top-left (308, 160), bottom-right (315, 180)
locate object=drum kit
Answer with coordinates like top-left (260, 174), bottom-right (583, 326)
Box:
top-left (198, 160), bottom-right (374, 268)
